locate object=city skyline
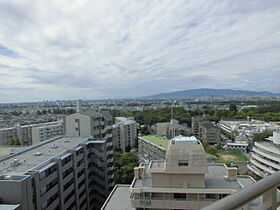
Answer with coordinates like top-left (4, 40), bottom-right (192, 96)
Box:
top-left (0, 0), bottom-right (280, 103)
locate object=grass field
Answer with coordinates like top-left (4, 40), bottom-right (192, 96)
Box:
top-left (141, 135), bottom-right (169, 149)
top-left (215, 151), bottom-right (248, 164)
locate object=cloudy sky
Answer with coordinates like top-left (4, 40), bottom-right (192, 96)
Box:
top-left (0, 0), bottom-right (280, 102)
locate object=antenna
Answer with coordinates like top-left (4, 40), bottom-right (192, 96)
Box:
top-left (171, 100), bottom-right (176, 138)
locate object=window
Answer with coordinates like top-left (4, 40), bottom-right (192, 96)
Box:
top-left (75, 119), bottom-right (79, 123)
top-left (174, 193), bottom-right (186, 199)
top-left (178, 160), bottom-right (188, 167)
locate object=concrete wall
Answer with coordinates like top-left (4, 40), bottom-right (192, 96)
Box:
top-left (65, 113), bottom-right (92, 136)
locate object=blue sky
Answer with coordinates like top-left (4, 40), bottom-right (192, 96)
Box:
top-left (0, 0), bottom-right (280, 102)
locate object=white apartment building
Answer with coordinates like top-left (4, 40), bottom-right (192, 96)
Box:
top-left (0, 121), bottom-right (63, 146)
top-left (32, 122), bottom-right (63, 144)
top-left (248, 131), bottom-right (280, 178)
top-left (225, 133), bottom-right (249, 152)
top-left (112, 117), bottom-right (138, 152)
top-left (219, 119), bottom-right (280, 137)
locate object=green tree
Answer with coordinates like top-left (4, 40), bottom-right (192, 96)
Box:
top-left (252, 131), bottom-right (273, 141)
top-left (229, 104), bottom-right (237, 112)
top-left (205, 145), bottom-right (218, 156)
top-left (113, 152), bottom-right (139, 184)
top-left (140, 125), bottom-right (150, 135)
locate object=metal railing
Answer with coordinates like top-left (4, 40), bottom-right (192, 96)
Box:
top-left (202, 171), bottom-right (280, 210)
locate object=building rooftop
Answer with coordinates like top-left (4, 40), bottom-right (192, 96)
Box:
top-left (115, 117), bottom-right (136, 125)
top-left (172, 135), bottom-right (199, 145)
top-left (0, 205), bottom-right (20, 210)
top-left (0, 146), bottom-right (24, 158)
top-left (0, 136), bottom-right (92, 175)
top-left (257, 141), bottom-right (280, 153)
top-left (132, 163), bottom-right (255, 191)
top-left (140, 135), bottom-right (169, 149)
top-left (101, 185), bottom-right (131, 210)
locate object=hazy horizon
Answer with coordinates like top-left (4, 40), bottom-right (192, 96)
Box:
top-left (0, 0), bottom-right (280, 103)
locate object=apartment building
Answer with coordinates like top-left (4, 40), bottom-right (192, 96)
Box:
top-left (138, 135), bottom-right (168, 161)
top-left (64, 111), bottom-right (113, 143)
top-left (191, 116), bottom-right (204, 136)
top-left (31, 122), bottom-right (63, 144)
top-left (248, 131), bottom-right (280, 178)
top-left (0, 136), bottom-right (114, 210)
top-left (0, 121), bottom-right (63, 146)
top-left (225, 133), bottom-right (249, 152)
top-left (155, 119), bottom-right (188, 138)
top-left (112, 117), bottom-right (139, 152)
top-left (0, 127), bottom-right (17, 145)
top-left (219, 119), bottom-right (280, 137)
top-left (192, 116), bottom-right (220, 145)
top-left (102, 136), bottom-right (259, 210)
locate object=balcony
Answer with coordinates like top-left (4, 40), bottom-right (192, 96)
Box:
top-left (247, 164), bottom-right (266, 178)
top-left (102, 126), bottom-right (112, 134)
top-left (255, 142), bottom-right (280, 157)
top-left (250, 159), bottom-right (276, 175)
top-left (251, 153), bottom-right (280, 170)
top-left (253, 147), bottom-right (280, 163)
top-left (131, 198), bottom-right (214, 209)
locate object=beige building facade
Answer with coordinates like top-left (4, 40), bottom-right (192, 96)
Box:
top-left (130, 136), bottom-right (257, 210)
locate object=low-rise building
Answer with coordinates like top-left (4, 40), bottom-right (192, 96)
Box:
top-left (0, 136), bottom-right (114, 210)
top-left (192, 116), bottom-right (220, 145)
top-left (31, 122), bottom-right (63, 144)
top-left (138, 135), bottom-right (169, 161)
top-left (219, 119), bottom-right (280, 137)
top-left (155, 119), bottom-right (188, 137)
top-left (225, 142), bottom-right (249, 153)
top-left (112, 117), bottom-right (139, 152)
top-left (0, 121), bottom-right (63, 146)
top-left (248, 131), bottom-right (280, 178)
top-left (225, 132), bottom-right (250, 152)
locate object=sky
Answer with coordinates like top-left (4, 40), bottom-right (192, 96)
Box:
top-left (0, 0), bottom-right (280, 103)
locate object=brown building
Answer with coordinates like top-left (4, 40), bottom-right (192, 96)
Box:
top-left (192, 116), bottom-right (220, 145)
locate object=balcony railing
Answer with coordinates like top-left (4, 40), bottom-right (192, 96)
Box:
top-left (201, 171), bottom-right (280, 210)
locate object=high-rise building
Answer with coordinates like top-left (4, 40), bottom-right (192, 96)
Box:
top-left (102, 136), bottom-right (259, 210)
top-left (64, 101), bottom-right (113, 144)
top-left (248, 131), bottom-right (280, 178)
top-left (112, 117), bottom-right (138, 152)
top-left (0, 136), bottom-right (114, 210)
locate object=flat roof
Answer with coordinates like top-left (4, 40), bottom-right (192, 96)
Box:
top-left (140, 135), bottom-right (169, 149)
top-left (132, 163), bottom-right (255, 191)
top-left (0, 205), bottom-right (20, 210)
top-left (0, 147), bottom-right (24, 158)
top-left (172, 135), bottom-right (199, 145)
top-left (101, 185), bottom-right (132, 210)
top-left (0, 136), bottom-right (91, 175)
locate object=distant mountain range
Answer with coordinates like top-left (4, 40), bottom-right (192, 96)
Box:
top-left (141, 88), bottom-right (280, 99)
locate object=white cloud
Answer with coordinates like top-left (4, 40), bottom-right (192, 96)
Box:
top-left (0, 0), bottom-right (279, 102)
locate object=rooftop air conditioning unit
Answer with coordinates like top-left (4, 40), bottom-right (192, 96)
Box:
top-left (11, 159), bottom-right (21, 166)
